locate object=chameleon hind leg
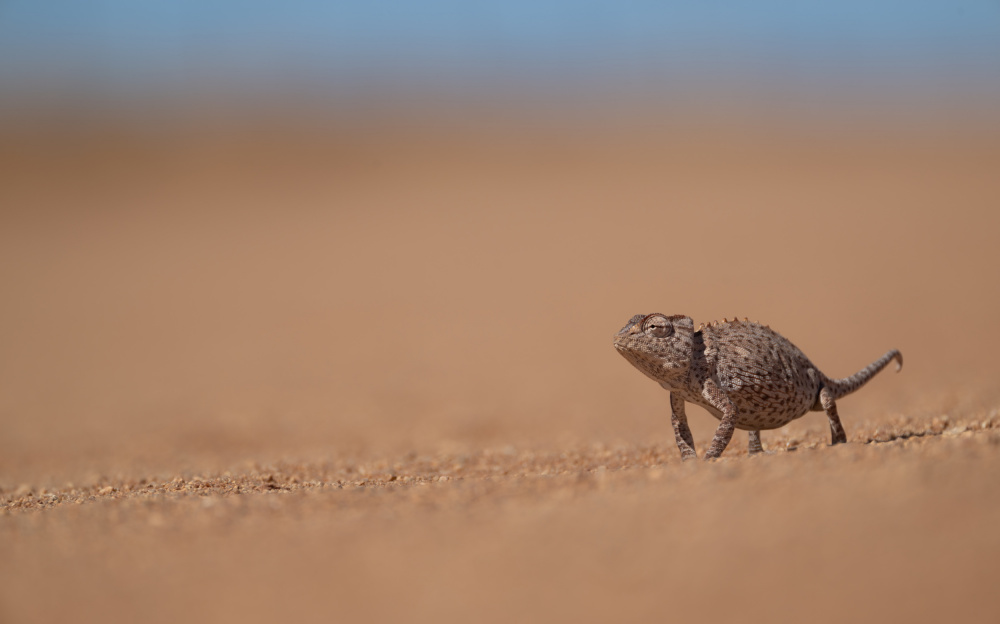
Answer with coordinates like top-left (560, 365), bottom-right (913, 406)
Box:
top-left (820, 387), bottom-right (848, 445)
top-left (748, 430), bottom-right (764, 455)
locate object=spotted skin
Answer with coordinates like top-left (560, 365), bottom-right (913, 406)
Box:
top-left (614, 314), bottom-right (902, 460)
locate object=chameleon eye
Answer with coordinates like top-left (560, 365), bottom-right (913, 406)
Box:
top-left (642, 315), bottom-right (673, 338)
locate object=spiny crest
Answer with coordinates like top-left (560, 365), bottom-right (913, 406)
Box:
top-left (702, 316), bottom-right (770, 330)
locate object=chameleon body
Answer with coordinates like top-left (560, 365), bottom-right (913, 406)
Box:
top-left (613, 314), bottom-right (902, 459)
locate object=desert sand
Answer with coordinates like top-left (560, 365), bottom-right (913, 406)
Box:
top-left (1, 115), bottom-right (999, 623)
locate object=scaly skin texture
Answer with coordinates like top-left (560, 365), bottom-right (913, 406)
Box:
top-left (614, 314), bottom-right (902, 460)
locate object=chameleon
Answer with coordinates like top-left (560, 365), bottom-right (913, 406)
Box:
top-left (613, 314), bottom-right (902, 460)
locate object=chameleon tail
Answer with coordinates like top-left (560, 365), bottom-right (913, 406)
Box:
top-left (823, 350), bottom-right (903, 400)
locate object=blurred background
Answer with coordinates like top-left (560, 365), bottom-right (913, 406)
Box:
top-left (1, 1), bottom-right (999, 482)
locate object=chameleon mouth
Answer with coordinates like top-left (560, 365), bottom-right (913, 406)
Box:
top-left (612, 338), bottom-right (634, 353)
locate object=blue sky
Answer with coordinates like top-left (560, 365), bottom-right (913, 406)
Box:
top-left (1, 2), bottom-right (999, 113)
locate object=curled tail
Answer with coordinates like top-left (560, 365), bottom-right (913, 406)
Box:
top-left (823, 349), bottom-right (903, 400)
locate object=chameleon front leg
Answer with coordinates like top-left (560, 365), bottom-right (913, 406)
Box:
top-left (702, 379), bottom-right (738, 459)
top-left (669, 392), bottom-right (697, 460)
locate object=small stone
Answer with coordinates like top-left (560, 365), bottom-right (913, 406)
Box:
top-left (14, 484), bottom-right (33, 497)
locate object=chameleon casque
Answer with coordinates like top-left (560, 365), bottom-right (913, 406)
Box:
top-left (614, 314), bottom-right (902, 460)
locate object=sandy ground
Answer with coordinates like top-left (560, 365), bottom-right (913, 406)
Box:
top-left (1, 115), bottom-right (999, 623)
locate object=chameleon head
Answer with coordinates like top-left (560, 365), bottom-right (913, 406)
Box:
top-left (613, 313), bottom-right (695, 386)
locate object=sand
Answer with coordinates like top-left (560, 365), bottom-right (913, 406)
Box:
top-left (1, 116), bottom-right (999, 623)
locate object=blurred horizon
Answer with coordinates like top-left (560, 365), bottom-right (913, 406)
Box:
top-left (2, 2), bottom-right (999, 125)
